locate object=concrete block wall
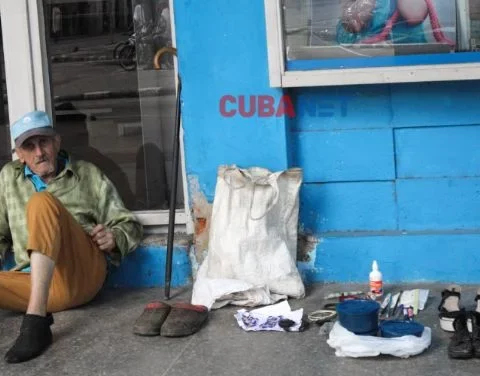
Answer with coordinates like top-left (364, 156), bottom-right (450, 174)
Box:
top-left (173, 0), bottom-right (480, 284)
top-left (106, 243), bottom-right (192, 288)
top-left (292, 82), bottom-right (480, 283)
top-left (2, 1), bottom-right (479, 287)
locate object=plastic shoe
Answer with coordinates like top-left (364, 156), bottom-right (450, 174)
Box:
top-left (448, 312), bottom-right (473, 359)
top-left (133, 301), bottom-right (171, 336)
top-left (438, 287), bottom-right (464, 332)
top-left (160, 303), bottom-right (208, 337)
top-left (471, 309), bottom-right (480, 358)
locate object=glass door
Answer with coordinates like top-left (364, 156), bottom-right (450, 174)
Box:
top-left (42, 0), bottom-right (184, 214)
top-left (0, 17), bottom-right (10, 170)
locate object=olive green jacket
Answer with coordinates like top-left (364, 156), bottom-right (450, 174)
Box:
top-left (0, 153), bottom-right (142, 267)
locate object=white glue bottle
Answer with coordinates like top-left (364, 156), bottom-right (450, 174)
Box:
top-left (369, 260), bottom-right (383, 298)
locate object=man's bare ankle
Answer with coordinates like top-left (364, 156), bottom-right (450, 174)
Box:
top-left (26, 308), bottom-right (47, 317)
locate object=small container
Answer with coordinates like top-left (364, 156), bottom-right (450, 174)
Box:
top-left (379, 320), bottom-right (424, 338)
top-left (369, 260), bottom-right (383, 298)
top-left (336, 299), bottom-right (380, 335)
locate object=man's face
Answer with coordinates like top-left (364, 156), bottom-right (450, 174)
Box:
top-left (16, 135), bottom-right (61, 181)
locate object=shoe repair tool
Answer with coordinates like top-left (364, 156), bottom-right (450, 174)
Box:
top-left (394, 304), bottom-right (404, 320)
top-left (387, 291), bottom-right (400, 318)
top-left (380, 293), bottom-right (392, 318)
top-left (307, 309), bottom-right (337, 326)
top-left (161, 48), bottom-right (179, 300)
top-left (339, 293), bottom-right (367, 302)
top-left (391, 291), bottom-right (403, 317)
top-left (324, 291), bottom-right (364, 300)
top-left (412, 289), bottom-right (420, 315)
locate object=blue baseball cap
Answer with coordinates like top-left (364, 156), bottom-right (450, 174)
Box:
top-left (11, 110), bottom-right (56, 148)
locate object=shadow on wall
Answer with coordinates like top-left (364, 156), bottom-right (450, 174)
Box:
top-left (54, 102), bottom-right (136, 208)
top-left (54, 102), bottom-right (169, 211)
top-left (0, 124), bottom-right (10, 170)
top-left (135, 142), bottom-right (169, 210)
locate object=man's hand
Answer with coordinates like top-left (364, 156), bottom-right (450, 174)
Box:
top-left (90, 224), bottom-right (116, 254)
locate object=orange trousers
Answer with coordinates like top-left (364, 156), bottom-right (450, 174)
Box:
top-left (0, 192), bottom-right (107, 312)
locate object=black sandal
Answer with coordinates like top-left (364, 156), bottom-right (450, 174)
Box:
top-left (438, 288), bottom-right (464, 332)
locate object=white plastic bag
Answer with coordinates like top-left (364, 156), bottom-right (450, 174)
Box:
top-left (192, 165), bottom-right (305, 309)
top-left (327, 321), bottom-right (432, 358)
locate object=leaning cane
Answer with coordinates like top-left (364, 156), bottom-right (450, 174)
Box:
top-left (165, 74), bottom-right (181, 300)
top-left (154, 48), bottom-right (179, 300)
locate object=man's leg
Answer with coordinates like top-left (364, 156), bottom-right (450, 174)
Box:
top-left (27, 191), bottom-right (108, 312)
top-left (27, 252), bottom-right (55, 317)
top-left (1, 192), bottom-right (107, 362)
top-left (0, 192), bottom-right (107, 312)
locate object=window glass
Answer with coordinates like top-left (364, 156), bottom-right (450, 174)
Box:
top-left (43, 0), bottom-right (182, 211)
top-left (283, 0), bottom-right (480, 70)
top-left (0, 19), bottom-right (10, 170)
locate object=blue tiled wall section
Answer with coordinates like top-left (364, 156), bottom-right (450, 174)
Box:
top-left (395, 126), bottom-right (480, 178)
top-left (300, 182), bottom-right (397, 233)
top-left (397, 178), bottom-right (480, 231)
top-left (292, 129), bottom-right (395, 182)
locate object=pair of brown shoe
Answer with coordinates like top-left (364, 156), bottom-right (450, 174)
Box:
top-left (133, 301), bottom-right (208, 337)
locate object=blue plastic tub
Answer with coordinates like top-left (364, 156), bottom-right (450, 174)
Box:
top-left (379, 320), bottom-right (425, 338)
top-left (336, 299), bottom-right (380, 335)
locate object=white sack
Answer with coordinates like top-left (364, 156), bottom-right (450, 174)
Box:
top-left (192, 165), bottom-right (305, 309)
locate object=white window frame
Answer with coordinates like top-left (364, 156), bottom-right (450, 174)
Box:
top-left (1, 0), bottom-right (193, 233)
top-left (264, 0), bottom-right (480, 87)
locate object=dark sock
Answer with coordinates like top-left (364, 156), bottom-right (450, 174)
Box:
top-left (4, 314), bottom-right (53, 364)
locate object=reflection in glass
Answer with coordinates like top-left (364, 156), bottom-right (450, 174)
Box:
top-left (43, 0), bottom-right (182, 211)
top-left (0, 20), bottom-right (10, 170)
top-left (283, 0), bottom-right (480, 61)
top-left (471, 0), bottom-right (480, 50)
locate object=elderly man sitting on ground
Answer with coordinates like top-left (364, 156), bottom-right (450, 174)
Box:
top-left (0, 110), bottom-right (142, 363)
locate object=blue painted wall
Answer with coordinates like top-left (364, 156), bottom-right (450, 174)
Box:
top-left (174, 1), bottom-right (480, 283)
top-left (174, 0), bottom-right (289, 201)
top-left (106, 245), bottom-right (192, 288)
top-left (294, 82), bottom-right (480, 284)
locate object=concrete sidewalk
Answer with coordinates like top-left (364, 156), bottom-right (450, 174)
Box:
top-left (0, 283), bottom-right (479, 376)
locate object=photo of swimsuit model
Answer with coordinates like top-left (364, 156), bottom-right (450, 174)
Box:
top-left (282, 0), bottom-right (476, 60)
top-left (337, 0), bottom-right (455, 47)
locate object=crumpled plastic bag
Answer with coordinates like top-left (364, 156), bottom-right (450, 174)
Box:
top-left (327, 321), bottom-right (431, 358)
top-left (234, 300), bottom-right (303, 332)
